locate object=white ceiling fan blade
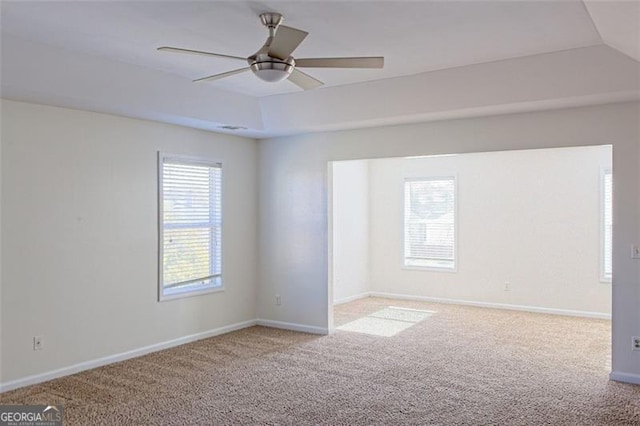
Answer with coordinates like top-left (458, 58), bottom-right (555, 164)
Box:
top-left (268, 25), bottom-right (308, 60)
top-left (193, 67), bottom-right (250, 83)
top-left (288, 68), bottom-right (323, 90)
top-left (158, 47), bottom-right (246, 62)
top-left (295, 57), bottom-right (384, 69)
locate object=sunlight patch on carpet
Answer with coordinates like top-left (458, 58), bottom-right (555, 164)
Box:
top-left (337, 306), bottom-right (435, 337)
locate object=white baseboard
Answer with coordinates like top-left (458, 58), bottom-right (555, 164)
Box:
top-left (256, 319), bottom-right (328, 335)
top-left (609, 371), bottom-right (640, 386)
top-left (0, 319), bottom-right (257, 393)
top-left (0, 295), bottom-right (612, 394)
top-left (333, 292), bottom-right (370, 305)
top-left (369, 292), bottom-right (611, 320)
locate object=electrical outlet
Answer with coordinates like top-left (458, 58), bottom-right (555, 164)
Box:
top-left (275, 295), bottom-right (281, 306)
top-left (33, 336), bottom-right (43, 351)
top-left (633, 336), bottom-right (640, 351)
top-left (504, 282), bottom-right (510, 291)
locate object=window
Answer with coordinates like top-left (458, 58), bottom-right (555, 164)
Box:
top-left (158, 153), bottom-right (222, 300)
top-left (404, 177), bottom-right (456, 270)
top-left (601, 168), bottom-right (612, 282)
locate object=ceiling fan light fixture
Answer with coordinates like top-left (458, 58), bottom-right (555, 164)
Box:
top-left (250, 60), bottom-right (294, 83)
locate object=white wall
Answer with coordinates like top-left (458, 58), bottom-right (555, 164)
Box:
top-left (368, 146), bottom-right (611, 315)
top-left (2, 100), bottom-right (639, 387)
top-left (331, 160), bottom-right (370, 304)
top-left (0, 100), bottom-right (258, 384)
top-left (0, 100), bottom-right (3, 382)
top-left (258, 102), bottom-right (640, 381)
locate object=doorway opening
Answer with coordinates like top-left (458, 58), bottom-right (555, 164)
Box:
top-left (328, 145), bottom-right (612, 369)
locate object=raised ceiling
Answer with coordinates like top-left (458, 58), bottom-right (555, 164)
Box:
top-left (1, 1), bottom-right (639, 137)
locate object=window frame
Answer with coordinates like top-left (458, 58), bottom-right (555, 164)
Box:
top-left (402, 176), bottom-right (458, 273)
top-left (600, 166), bottom-right (612, 283)
top-left (158, 152), bottom-right (224, 302)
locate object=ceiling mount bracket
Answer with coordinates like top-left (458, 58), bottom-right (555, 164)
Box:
top-left (260, 13), bottom-right (283, 30)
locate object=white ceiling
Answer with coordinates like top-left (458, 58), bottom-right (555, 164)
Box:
top-left (1, 1), bottom-right (639, 137)
top-left (1, 0), bottom-right (603, 97)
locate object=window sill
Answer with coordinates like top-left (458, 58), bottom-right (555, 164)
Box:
top-left (402, 265), bottom-right (457, 273)
top-left (159, 285), bottom-right (224, 302)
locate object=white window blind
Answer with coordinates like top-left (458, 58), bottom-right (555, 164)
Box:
top-left (404, 178), bottom-right (456, 270)
top-left (602, 169), bottom-right (612, 281)
top-left (159, 154), bottom-right (222, 300)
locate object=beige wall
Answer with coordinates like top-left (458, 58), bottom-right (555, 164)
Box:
top-left (2, 100), bottom-right (639, 388)
top-left (1, 100), bottom-right (259, 383)
top-left (331, 160), bottom-right (370, 304)
top-left (366, 146), bottom-right (611, 315)
top-left (258, 102), bottom-right (640, 382)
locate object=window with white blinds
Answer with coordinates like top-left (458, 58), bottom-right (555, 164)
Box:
top-left (602, 168), bottom-right (612, 282)
top-left (404, 177), bottom-right (456, 270)
top-left (158, 154), bottom-right (222, 300)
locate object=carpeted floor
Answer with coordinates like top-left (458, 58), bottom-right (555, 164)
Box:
top-left (1, 297), bottom-right (639, 425)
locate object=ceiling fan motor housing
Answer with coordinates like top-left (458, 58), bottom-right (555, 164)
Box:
top-left (249, 57), bottom-right (295, 82)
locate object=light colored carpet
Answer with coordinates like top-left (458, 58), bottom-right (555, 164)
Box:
top-left (1, 297), bottom-right (639, 425)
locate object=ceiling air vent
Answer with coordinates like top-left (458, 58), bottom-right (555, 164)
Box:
top-left (218, 125), bottom-right (248, 131)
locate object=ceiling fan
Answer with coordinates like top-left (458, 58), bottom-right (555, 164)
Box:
top-left (158, 12), bottom-right (384, 90)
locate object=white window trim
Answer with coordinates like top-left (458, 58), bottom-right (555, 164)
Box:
top-left (158, 152), bottom-right (224, 302)
top-left (402, 175), bottom-right (458, 273)
top-left (600, 166), bottom-right (612, 283)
